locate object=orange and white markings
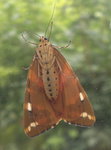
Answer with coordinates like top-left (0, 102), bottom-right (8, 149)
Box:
top-left (88, 115), bottom-right (92, 120)
top-left (35, 121), bottom-right (39, 125)
top-left (80, 112), bottom-right (88, 118)
top-left (80, 112), bottom-right (96, 121)
top-left (79, 92), bottom-right (84, 101)
top-left (25, 121), bottom-right (39, 134)
top-left (28, 126), bottom-right (31, 132)
top-left (27, 102), bottom-right (32, 111)
top-left (30, 122), bottom-right (37, 127)
top-left (91, 116), bottom-right (96, 121)
top-left (64, 119), bottom-right (67, 123)
top-left (56, 118), bottom-right (62, 125)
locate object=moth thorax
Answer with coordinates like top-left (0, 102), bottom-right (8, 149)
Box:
top-left (42, 67), bottom-right (59, 100)
top-left (37, 41), bottom-right (54, 67)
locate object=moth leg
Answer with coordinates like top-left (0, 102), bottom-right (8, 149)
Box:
top-left (23, 55), bottom-right (38, 71)
top-left (22, 66), bottom-right (30, 70)
top-left (21, 33), bottom-right (38, 46)
top-left (53, 40), bottom-right (71, 49)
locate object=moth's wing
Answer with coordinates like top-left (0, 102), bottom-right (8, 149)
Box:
top-left (54, 48), bottom-right (96, 126)
top-left (24, 55), bottom-right (60, 137)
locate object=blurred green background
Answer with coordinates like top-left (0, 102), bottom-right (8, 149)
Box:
top-left (0, 0), bottom-right (111, 149)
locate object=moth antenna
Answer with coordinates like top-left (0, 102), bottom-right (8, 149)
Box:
top-left (22, 66), bottom-right (30, 70)
top-left (21, 33), bottom-right (38, 46)
top-left (48, 21), bottom-right (53, 41)
top-left (45, 1), bottom-right (56, 38)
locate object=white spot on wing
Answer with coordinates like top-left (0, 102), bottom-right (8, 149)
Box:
top-left (35, 121), bottom-right (39, 125)
top-left (27, 102), bottom-right (32, 111)
top-left (28, 126), bottom-right (31, 132)
top-left (88, 115), bottom-right (92, 120)
top-left (56, 118), bottom-right (62, 125)
top-left (64, 119), bottom-right (67, 123)
top-left (79, 92), bottom-right (84, 101)
top-left (51, 126), bottom-right (54, 129)
top-left (30, 122), bottom-right (36, 127)
top-left (80, 112), bottom-right (96, 121)
top-left (80, 112), bottom-right (88, 118)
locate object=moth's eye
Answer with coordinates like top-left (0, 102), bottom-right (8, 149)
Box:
top-left (44, 38), bottom-right (48, 40)
top-left (39, 39), bottom-right (41, 42)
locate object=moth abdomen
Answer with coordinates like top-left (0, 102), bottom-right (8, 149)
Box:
top-left (42, 67), bottom-right (59, 100)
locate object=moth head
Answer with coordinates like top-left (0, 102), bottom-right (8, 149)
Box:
top-left (39, 36), bottom-right (49, 42)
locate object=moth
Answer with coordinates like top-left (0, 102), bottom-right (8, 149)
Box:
top-left (23, 36), bottom-right (96, 137)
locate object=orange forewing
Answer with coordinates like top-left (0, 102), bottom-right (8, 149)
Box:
top-left (24, 46), bottom-right (96, 137)
top-left (54, 48), bottom-right (96, 126)
top-left (24, 55), bottom-right (61, 137)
